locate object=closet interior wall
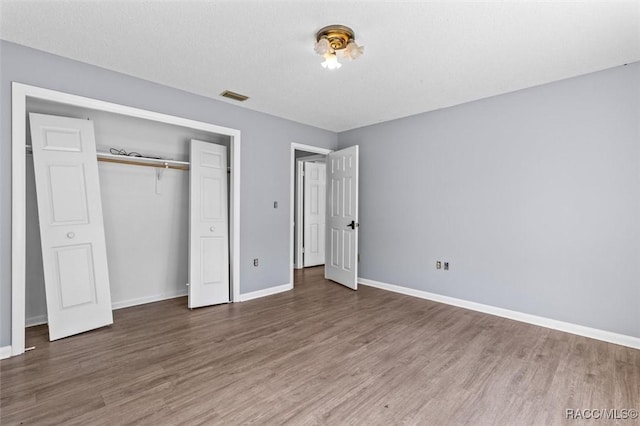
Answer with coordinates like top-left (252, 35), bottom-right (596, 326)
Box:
top-left (25, 99), bottom-right (230, 326)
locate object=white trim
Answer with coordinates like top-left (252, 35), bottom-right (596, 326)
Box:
top-left (11, 82), bottom-right (242, 358)
top-left (1, 346), bottom-right (13, 360)
top-left (239, 283), bottom-right (293, 302)
top-left (26, 315), bottom-right (47, 328)
top-left (359, 278), bottom-right (640, 350)
top-left (294, 160), bottom-right (304, 269)
top-left (230, 132), bottom-right (241, 304)
top-left (289, 143), bottom-right (332, 287)
top-left (297, 154), bottom-right (326, 163)
top-left (11, 84), bottom-right (27, 357)
top-left (112, 290), bottom-right (188, 310)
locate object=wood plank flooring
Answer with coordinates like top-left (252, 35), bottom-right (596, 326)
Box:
top-left (1, 266), bottom-right (639, 425)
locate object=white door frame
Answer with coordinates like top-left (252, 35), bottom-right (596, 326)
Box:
top-left (294, 160), bottom-right (305, 269)
top-left (289, 143), bottom-right (332, 286)
top-left (11, 82), bottom-right (242, 357)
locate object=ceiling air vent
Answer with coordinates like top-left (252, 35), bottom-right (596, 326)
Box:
top-left (220, 90), bottom-right (249, 102)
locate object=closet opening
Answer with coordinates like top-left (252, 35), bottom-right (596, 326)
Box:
top-left (11, 83), bottom-right (241, 357)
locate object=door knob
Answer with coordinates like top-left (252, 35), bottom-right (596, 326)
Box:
top-left (66, 232), bottom-right (75, 239)
top-left (347, 221), bottom-right (359, 229)
top-left (210, 226), bottom-right (216, 232)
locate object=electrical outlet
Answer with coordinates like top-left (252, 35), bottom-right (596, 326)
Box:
top-left (274, 201), bottom-right (278, 208)
top-left (436, 261), bottom-right (441, 269)
top-left (444, 262), bottom-right (449, 270)
top-left (253, 258), bottom-right (259, 267)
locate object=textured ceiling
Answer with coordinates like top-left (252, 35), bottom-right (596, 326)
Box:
top-left (1, 1), bottom-right (639, 132)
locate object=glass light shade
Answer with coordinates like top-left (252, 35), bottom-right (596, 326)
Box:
top-left (344, 41), bottom-right (364, 60)
top-left (321, 52), bottom-right (342, 70)
top-left (314, 38), bottom-right (331, 55)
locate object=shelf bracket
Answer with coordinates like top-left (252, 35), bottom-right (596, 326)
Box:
top-left (155, 162), bottom-right (169, 194)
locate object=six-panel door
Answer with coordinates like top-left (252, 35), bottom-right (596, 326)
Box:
top-left (189, 140), bottom-right (230, 308)
top-left (29, 113), bottom-right (114, 341)
top-left (325, 145), bottom-right (359, 290)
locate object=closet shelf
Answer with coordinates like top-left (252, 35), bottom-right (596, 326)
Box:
top-left (25, 145), bottom-right (190, 171)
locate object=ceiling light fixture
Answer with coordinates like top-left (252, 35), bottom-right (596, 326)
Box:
top-left (315, 25), bottom-right (364, 70)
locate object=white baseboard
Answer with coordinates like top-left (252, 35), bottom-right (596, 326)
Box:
top-left (239, 283), bottom-right (293, 302)
top-left (111, 289), bottom-right (188, 310)
top-left (26, 314), bottom-right (47, 328)
top-left (359, 278), bottom-right (640, 350)
top-left (0, 346), bottom-right (12, 360)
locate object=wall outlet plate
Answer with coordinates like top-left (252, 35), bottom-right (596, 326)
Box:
top-left (253, 258), bottom-right (259, 267)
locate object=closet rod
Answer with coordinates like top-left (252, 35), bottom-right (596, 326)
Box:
top-left (25, 145), bottom-right (190, 171)
top-left (25, 145), bottom-right (231, 172)
top-left (98, 153), bottom-right (189, 171)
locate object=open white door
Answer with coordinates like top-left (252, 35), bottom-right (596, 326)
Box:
top-left (29, 113), bottom-right (113, 341)
top-left (189, 140), bottom-right (229, 308)
top-left (303, 162), bottom-right (326, 267)
top-left (325, 145), bottom-right (359, 290)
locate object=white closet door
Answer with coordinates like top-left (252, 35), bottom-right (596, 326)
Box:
top-left (29, 113), bottom-right (113, 341)
top-left (303, 162), bottom-right (326, 267)
top-left (325, 145), bottom-right (359, 290)
top-left (189, 140), bottom-right (229, 308)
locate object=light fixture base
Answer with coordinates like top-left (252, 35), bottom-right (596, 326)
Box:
top-left (316, 25), bottom-right (355, 51)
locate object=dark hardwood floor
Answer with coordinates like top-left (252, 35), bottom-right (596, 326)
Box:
top-left (1, 266), bottom-right (638, 425)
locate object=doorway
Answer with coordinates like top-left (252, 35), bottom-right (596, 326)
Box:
top-left (295, 154), bottom-right (327, 269)
top-left (289, 143), bottom-right (361, 291)
top-left (289, 144), bottom-right (331, 287)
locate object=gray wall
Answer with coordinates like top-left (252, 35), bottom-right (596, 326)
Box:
top-left (0, 41), bottom-right (337, 346)
top-left (339, 63), bottom-right (640, 338)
